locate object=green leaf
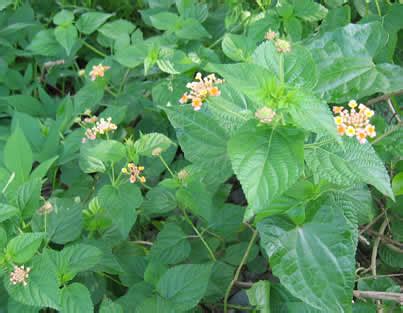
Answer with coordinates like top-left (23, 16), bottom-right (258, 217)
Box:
top-left (136, 296), bottom-right (176, 313)
top-left (79, 140), bottom-right (126, 173)
top-left (175, 18), bottom-right (211, 40)
top-left (16, 177), bottom-right (42, 218)
top-left (74, 82), bottom-right (104, 114)
top-left (27, 29), bottom-right (63, 57)
top-left (142, 185), bottom-right (177, 216)
top-left (165, 106), bottom-right (232, 183)
top-left (53, 10), bottom-right (74, 25)
top-left (115, 43), bottom-right (148, 69)
top-left (305, 136), bottom-right (394, 199)
top-left (60, 283), bottom-right (93, 313)
top-left (156, 263), bottom-right (212, 312)
top-left (157, 48), bottom-right (195, 74)
top-left (0, 203), bottom-right (19, 223)
top-left (257, 198), bottom-right (356, 313)
top-left (292, 0), bottom-right (328, 22)
top-left (54, 24), bottom-right (78, 55)
top-left (392, 172), bottom-right (403, 196)
top-left (222, 34), bottom-right (256, 62)
top-left (0, 0), bottom-right (12, 11)
top-left (6, 95), bottom-right (44, 117)
top-left (76, 12), bottom-right (112, 35)
top-left (144, 261), bottom-right (168, 287)
top-left (253, 41), bottom-right (318, 89)
top-left (98, 19), bottom-right (135, 41)
top-left (223, 242), bottom-right (259, 266)
top-left (6, 233), bottom-right (44, 264)
top-left (98, 183), bottom-right (143, 239)
top-left (228, 121), bottom-right (304, 215)
top-left (150, 224), bottom-right (191, 265)
top-left (246, 281), bottom-right (271, 313)
top-left (134, 132), bottom-right (175, 157)
top-left (149, 12), bottom-right (179, 31)
top-left (30, 156), bottom-right (58, 180)
top-left (100, 298), bottom-right (123, 313)
top-left (4, 255), bottom-right (60, 309)
top-left (3, 126), bottom-right (32, 186)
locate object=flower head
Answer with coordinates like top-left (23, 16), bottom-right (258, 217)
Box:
top-left (10, 265), bottom-right (31, 286)
top-left (89, 64), bottom-right (110, 81)
top-left (81, 117), bottom-right (117, 143)
top-left (122, 163), bottom-right (146, 184)
top-left (178, 169), bottom-right (189, 181)
top-left (179, 72), bottom-right (223, 111)
top-left (37, 202), bottom-right (53, 215)
top-left (255, 107), bottom-right (276, 124)
top-left (275, 39), bottom-right (291, 53)
top-left (333, 101), bottom-right (376, 144)
top-left (265, 29), bottom-right (277, 41)
top-left (152, 147), bottom-right (163, 156)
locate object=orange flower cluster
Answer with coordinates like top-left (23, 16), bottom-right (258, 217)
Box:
top-left (89, 64), bottom-right (110, 81)
top-left (179, 72), bottom-right (223, 111)
top-left (333, 100), bottom-right (376, 144)
top-left (10, 265), bottom-right (31, 286)
top-left (122, 163), bottom-right (146, 184)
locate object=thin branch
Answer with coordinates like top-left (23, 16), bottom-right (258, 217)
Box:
top-left (132, 240), bottom-right (153, 246)
top-left (366, 90), bottom-right (403, 106)
top-left (387, 98), bottom-right (401, 123)
top-left (360, 212), bottom-right (385, 235)
top-left (353, 290), bottom-right (403, 304)
top-left (371, 219), bottom-right (389, 277)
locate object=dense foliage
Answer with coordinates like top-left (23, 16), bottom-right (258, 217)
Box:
top-left (0, 0), bottom-right (402, 312)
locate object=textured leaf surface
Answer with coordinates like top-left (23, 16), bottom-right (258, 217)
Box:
top-left (60, 283), bottom-right (93, 313)
top-left (228, 121), bottom-right (304, 215)
top-left (257, 198), bottom-right (356, 312)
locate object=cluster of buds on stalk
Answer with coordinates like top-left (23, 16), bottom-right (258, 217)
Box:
top-left (89, 63), bottom-right (110, 81)
top-left (37, 201), bottom-right (53, 215)
top-left (255, 107), bottom-right (276, 124)
top-left (179, 72), bottom-right (223, 111)
top-left (333, 100), bottom-right (376, 144)
top-left (121, 163), bottom-right (146, 184)
top-left (10, 265), bottom-right (31, 286)
top-left (79, 110), bottom-right (117, 143)
top-left (264, 29), bottom-right (291, 53)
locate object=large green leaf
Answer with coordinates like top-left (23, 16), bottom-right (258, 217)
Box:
top-left (305, 136), bottom-right (394, 199)
top-left (257, 198), bottom-right (356, 312)
top-left (164, 106), bottom-right (232, 183)
top-left (4, 255), bottom-right (60, 309)
top-left (60, 283), bottom-right (93, 313)
top-left (134, 132), bottom-right (175, 157)
top-left (3, 126), bottom-right (32, 186)
top-left (228, 121), bottom-right (304, 215)
top-left (54, 24), bottom-right (77, 56)
top-left (222, 33), bottom-right (256, 62)
top-left (156, 263), bottom-right (212, 312)
top-left (253, 41), bottom-right (318, 89)
top-left (149, 224), bottom-right (191, 265)
top-left (76, 12), bottom-right (112, 35)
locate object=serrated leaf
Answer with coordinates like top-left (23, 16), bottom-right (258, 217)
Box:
top-left (156, 263), bottom-right (212, 312)
top-left (228, 121), bottom-right (304, 215)
top-left (305, 136), bottom-right (394, 199)
top-left (257, 198), bottom-right (356, 312)
top-left (60, 283), bottom-right (93, 313)
top-left (134, 132), bottom-right (175, 157)
top-left (6, 233), bottom-right (44, 264)
top-left (222, 34), bottom-right (256, 62)
top-left (150, 224), bottom-right (191, 265)
top-left (0, 203), bottom-right (19, 223)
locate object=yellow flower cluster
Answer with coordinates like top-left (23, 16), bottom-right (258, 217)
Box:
top-left (122, 163), bottom-right (146, 184)
top-left (264, 29), bottom-right (291, 53)
top-left (333, 100), bottom-right (376, 144)
top-left (10, 265), bottom-right (31, 286)
top-left (89, 63), bottom-right (110, 81)
top-left (179, 72), bottom-right (223, 111)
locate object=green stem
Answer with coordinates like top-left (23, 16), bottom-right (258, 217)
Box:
top-left (81, 40), bottom-right (107, 57)
top-left (119, 68), bottom-right (130, 95)
top-left (223, 229), bottom-right (258, 313)
top-left (182, 209), bottom-right (217, 262)
top-left (105, 86), bottom-right (118, 97)
top-left (159, 155), bottom-right (175, 178)
top-left (374, 0), bottom-right (382, 16)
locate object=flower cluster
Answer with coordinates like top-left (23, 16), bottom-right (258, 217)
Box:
top-left (179, 72), bottom-right (223, 111)
top-left (333, 100), bottom-right (376, 144)
top-left (81, 115), bottom-right (117, 143)
top-left (122, 163), bottom-right (146, 184)
top-left (264, 30), bottom-right (291, 53)
top-left (37, 201), bottom-right (53, 215)
top-left (10, 265), bottom-right (31, 286)
top-left (255, 107), bottom-right (276, 124)
top-left (89, 63), bottom-right (110, 81)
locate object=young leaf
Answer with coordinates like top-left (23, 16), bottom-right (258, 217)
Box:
top-left (156, 263), bottom-right (213, 312)
top-left (54, 24), bottom-right (78, 56)
top-left (134, 132), bottom-right (175, 157)
top-left (76, 12), bottom-right (112, 35)
top-left (246, 281), bottom-right (271, 313)
top-left (257, 198), bottom-right (356, 312)
top-left (228, 121), bottom-right (304, 215)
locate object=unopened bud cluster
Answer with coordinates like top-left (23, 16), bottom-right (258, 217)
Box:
top-left (89, 63), bottom-right (110, 81)
top-left (264, 29), bottom-right (291, 53)
top-left (333, 100), bottom-right (376, 144)
top-left (10, 265), bottom-right (31, 286)
top-left (255, 107), bottom-right (276, 124)
top-left (179, 72), bottom-right (223, 111)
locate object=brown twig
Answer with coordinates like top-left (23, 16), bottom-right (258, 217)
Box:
top-left (353, 290), bottom-right (403, 304)
top-left (366, 90), bottom-right (403, 106)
